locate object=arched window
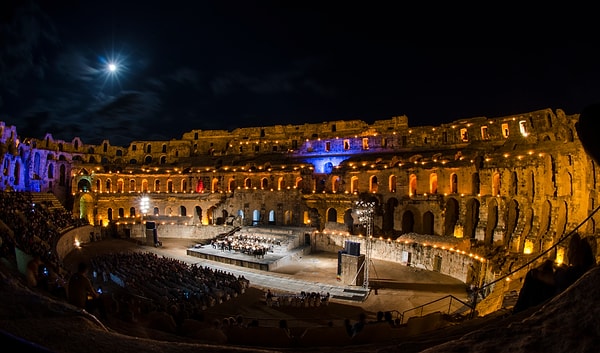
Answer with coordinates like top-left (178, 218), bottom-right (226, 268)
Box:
top-left (429, 173), bottom-right (438, 194)
top-left (389, 175), bottom-right (397, 193)
top-left (350, 176), bottom-right (359, 193)
top-left (492, 172), bottom-right (501, 196)
top-left (59, 164), bottom-right (66, 186)
top-left (450, 173), bottom-right (458, 194)
top-left (369, 175), bottom-right (378, 193)
top-left (409, 174), bottom-right (417, 196)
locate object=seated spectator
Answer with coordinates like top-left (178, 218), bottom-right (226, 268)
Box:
top-left (351, 312), bottom-right (367, 337)
top-left (68, 262), bottom-right (103, 317)
top-left (26, 256), bottom-right (44, 288)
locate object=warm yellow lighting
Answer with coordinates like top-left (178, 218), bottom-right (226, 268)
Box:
top-left (523, 239), bottom-right (534, 254)
top-left (556, 247), bottom-right (565, 265)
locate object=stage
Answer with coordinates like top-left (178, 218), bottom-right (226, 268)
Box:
top-left (186, 244), bottom-right (310, 271)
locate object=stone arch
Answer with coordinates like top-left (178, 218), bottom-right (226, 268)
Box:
top-left (195, 206), bottom-right (202, 221)
top-left (401, 210), bottom-right (415, 234)
top-left (59, 164), bottom-right (66, 186)
top-left (369, 175), bottom-right (378, 193)
top-left (343, 208), bottom-right (354, 234)
top-left (388, 174), bottom-right (397, 193)
top-left (555, 201), bottom-right (568, 241)
top-left (261, 177), bottom-right (268, 189)
top-left (409, 174), bottom-right (417, 196)
top-left (444, 197), bottom-right (460, 236)
top-left (327, 208), bottom-right (338, 223)
top-left (422, 211), bottom-right (434, 235)
top-left (207, 206), bottom-right (216, 225)
top-left (450, 173), bottom-right (458, 194)
top-left (278, 176), bottom-right (286, 190)
top-left (509, 171), bottom-right (518, 196)
top-left (429, 173), bottom-right (438, 194)
top-left (538, 200), bottom-right (552, 238)
top-left (350, 176), bottom-right (359, 193)
top-left (268, 210), bottom-right (276, 225)
top-left (331, 176), bottom-right (341, 193)
top-left (284, 210), bottom-right (292, 225)
top-left (464, 198), bottom-right (480, 240)
top-left (528, 170), bottom-right (535, 202)
top-left (295, 177), bottom-right (302, 189)
top-left (77, 178), bottom-right (92, 193)
top-left (519, 207), bottom-right (534, 253)
top-left (492, 172), bottom-right (501, 196)
top-left (78, 193), bottom-right (95, 225)
top-left (471, 172), bottom-right (480, 195)
top-left (383, 197), bottom-right (398, 232)
top-left (485, 198), bottom-right (498, 246)
top-left (505, 199), bottom-right (520, 247)
top-left (196, 180), bottom-right (205, 192)
top-left (180, 205), bottom-right (187, 217)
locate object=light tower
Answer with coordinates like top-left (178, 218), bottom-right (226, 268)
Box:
top-left (354, 200), bottom-right (375, 289)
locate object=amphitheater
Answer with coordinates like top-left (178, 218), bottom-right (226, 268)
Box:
top-left (1, 106), bottom-right (600, 352)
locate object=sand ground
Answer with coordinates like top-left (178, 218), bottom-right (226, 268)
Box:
top-left (62, 236), bottom-right (470, 328)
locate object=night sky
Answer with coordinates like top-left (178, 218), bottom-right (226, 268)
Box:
top-left (1, 1), bottom-right (599, 146)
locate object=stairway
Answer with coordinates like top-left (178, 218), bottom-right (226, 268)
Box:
top-left (29, 192), bottom-right (66, 212)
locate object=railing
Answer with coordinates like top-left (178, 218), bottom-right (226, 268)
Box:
top-left (398, 294), bottom-right (471, 324)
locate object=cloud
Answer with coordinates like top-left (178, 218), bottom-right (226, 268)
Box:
top-left (55, 50), bottom-right (101, 82)
top-left (0, 1), bottom-right (59, 104)
top-left (167, 67), bottom-right (200, 87)
top-left (208, 69), bottom-right (333, 97)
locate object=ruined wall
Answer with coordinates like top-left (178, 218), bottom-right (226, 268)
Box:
top-left (3, 107), bottom-right (599, 276)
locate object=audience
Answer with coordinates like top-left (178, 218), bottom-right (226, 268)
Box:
top-left (0, 190), bottom-right (405, 348)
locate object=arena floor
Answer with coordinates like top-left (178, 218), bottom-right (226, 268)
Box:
top-left (62, 236), bottom-right (470, 325)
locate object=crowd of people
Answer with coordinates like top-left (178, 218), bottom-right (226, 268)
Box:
top-left (88, 250), bottom-right (250, 324)
top-left (211, 232), bottom-right (284, 258)
top-left (0, 191), bottom-right (87, 272)
top-left (0, 190), bottom-right (400, 348)
top-left (265, 289), bottom-right (331, 308)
